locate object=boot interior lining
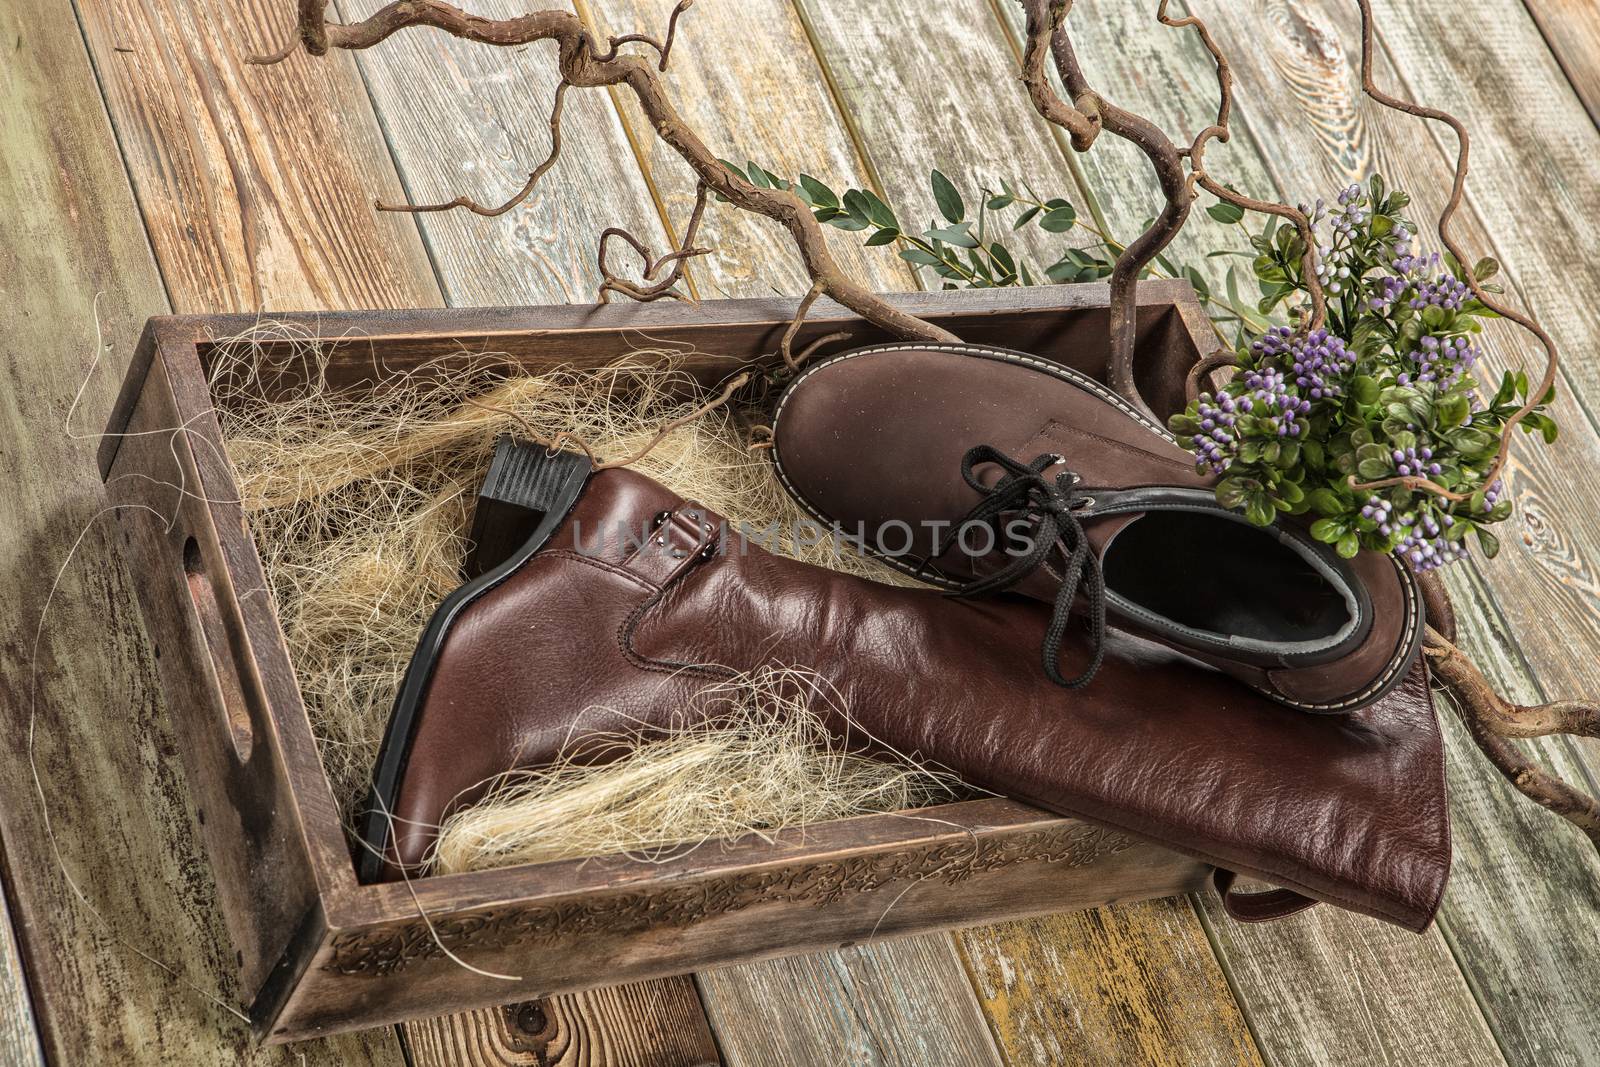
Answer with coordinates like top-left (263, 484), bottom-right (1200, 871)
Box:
top-left (1101, 511), bottom-right (1352, 645)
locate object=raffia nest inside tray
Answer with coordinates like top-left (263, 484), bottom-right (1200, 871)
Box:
top-left (210, 325), bottom-right (964, 876)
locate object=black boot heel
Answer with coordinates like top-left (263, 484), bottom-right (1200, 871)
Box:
top-left (466, 437), bottom-right (596, 577)
top-left (358, 440), bottom-right (593, 881)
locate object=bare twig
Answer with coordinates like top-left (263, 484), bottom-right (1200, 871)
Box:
top-left (1425, 626), bottom-right (1600, 740)
top-left (595, 371), bottom-right (753, 470)
top-left (591, 0), bottom-right (694, 69)
top-left (1352, 0), bottom-right (1559, 503)
top-left (252, 0), bottom-right (958, 346)
top-left (1020, 0), bottom-right (1191, 415)
top-left (598, 182), bottom-right (711, 303)
top-left (1017, 1), bottom-right (1329, 414)
top-left (1184, 351), bottom-right (1240, 403)
top-left (1424, 624), bottom-right (1600, 846)
top-left (788, 330), bottom-right (854, 372)
top-left (779, 283), bottom-right (825, 372)
top-left (378, 81), bottom-right (571, 216)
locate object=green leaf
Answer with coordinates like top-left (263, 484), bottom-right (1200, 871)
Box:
top-left (1473, 256), bottom-right (1499, 281)
top-left (1356, 442), bottom-right (1391, 466)
top-left (1336, 532), bottom-right (1361, 559)
top-left (1181, 266), bottom-right (1211, 301)
top-left (1013, 205), bottom-right (1042, 229)
top-left (989, 242), bottom-right (1017, 278)
top-left (1308, 489), bottom-right (1345, 516)
top-left (930, 169), bottom-right (965, 224)
top-left (744, 161), bottom-right (773, 189)
top-left (1437, 393), bottom-right (1471, 429)
top-left (1039, 206), bottom-right (1077, 232)
top-left (986, 193), bottom-right (1015, 210)
top-left (1447, 427), bottom-right (1496, 456)
top-left (1310, 518), bottom-right (1346, 543)
top-left (798, 174), bottom-right (838, 209)
top-left (926, 222), bottom-right (979, 248)
top-left (1216, 478), bottom-right (1250, 510)
top-left (967, 248), bottom-right (993, 281)
top-left (897, 247), bottom-right (942, 267)
top-left (1352, 375), bottom-right (1381, 406)
top-left (864, 228), bottom-right (900, 247)
top-left (1357, 458), bottom-right (1393, 480)
top-left (1524, 413), bottom-right (1559, 444)
top-left (1043, 259), bottom-right (1076, 283)
top-left (859, 189), bottom-right (898, 229)
top-left (1477, 527), bottom-right (1501, 558)
top-left (841, 189), bottom-right (873, 224)
top-left (1206, 202), bottom-right (1246, 225)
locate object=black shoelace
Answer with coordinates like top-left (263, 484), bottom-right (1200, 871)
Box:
top-left (941, 445), bottom-right (1107, 688)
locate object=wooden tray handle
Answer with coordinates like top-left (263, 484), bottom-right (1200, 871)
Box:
top-left (181, 534), bottom-right (261, 763)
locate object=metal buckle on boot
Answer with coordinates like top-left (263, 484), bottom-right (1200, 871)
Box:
top-left (625, 507), bottom-right (721, 586)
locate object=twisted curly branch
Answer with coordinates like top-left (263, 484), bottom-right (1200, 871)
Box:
top-left (596, 181), bottom-right (711, 303)
top-left (251, 0), bottom-right (957, 348)
top-left (1017, 0), bottom-right (1326, 415)
top-left (1347, 0), bottom-right (1560, 505)
top-left (1426, 626), bottom-right (1600, 845)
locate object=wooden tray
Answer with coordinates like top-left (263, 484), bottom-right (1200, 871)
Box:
top-left (99, 283), bottom-right (1217, 1043)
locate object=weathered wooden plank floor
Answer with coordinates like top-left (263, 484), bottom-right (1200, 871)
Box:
top-left (1, 0), bottom-right (1598, 1063)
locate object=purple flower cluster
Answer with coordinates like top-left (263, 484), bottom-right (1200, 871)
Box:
top-left (1242, 365), bottom-right (1311, 437)
top-left (1393, 511), bottom-right (1468, 572)
top-left (1389, 238), bottom-right (1436, 277)
top-left (1308, 186), bottom-right (1371, 295)
top-left (1481, 478), bottom-right (1504, 513)
top-left (1330, 184), bottom-right (1368, 234)
top-left (1191, 390), bottom-right (1242, 474)
top-left (1364, 494), bottom-right (1464, 572)
top-left (1254, 326), bottom-right (1356, 400)
top-left (1392, 445), bottom-right (1443, 479)
top-left (1368, 274), bottom-right (1406, 312)
top-left (1410, 271), bottom-right (1470, 311)
top-left (1400, 335), bottom-right (1478, 387)
top-left (1362, 495), bottom-right (1394, 534)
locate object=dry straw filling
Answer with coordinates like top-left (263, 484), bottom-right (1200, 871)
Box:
top-left (209, 323), bottom-right (962, 875)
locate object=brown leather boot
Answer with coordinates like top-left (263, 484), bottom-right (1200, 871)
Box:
top-left (361, 443), bottom-right (1449, 932)
top-left (769, 342), bottom-right (1425, 713)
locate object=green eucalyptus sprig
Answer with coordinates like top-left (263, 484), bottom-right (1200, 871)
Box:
top-left (721, 161), bottom-right (1276, 337)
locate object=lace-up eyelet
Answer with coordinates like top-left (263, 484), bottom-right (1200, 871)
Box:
top-left (948, 444), bottom-right (1107, 690)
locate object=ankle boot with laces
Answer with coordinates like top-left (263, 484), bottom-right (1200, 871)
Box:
top-left (769, 342), bottom-right (1426, 713)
